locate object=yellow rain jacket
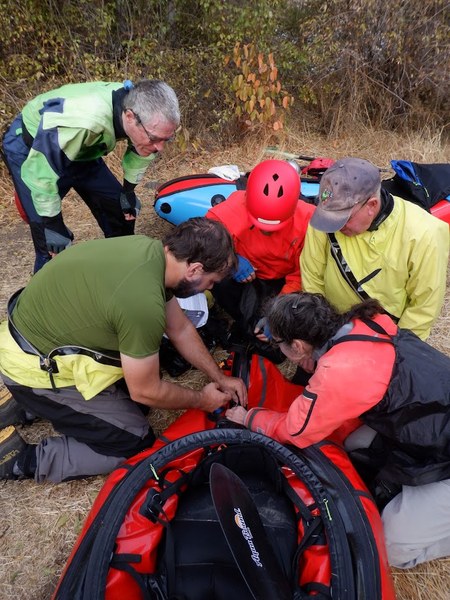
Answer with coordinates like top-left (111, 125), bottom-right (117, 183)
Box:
top-left (0, 320), bottom-right (123, 400)
top-left (301, 196), bottom-right (449, 340)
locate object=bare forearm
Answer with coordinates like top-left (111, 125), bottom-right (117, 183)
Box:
top-left (122, 349), bottom-right (236, 412)
top-left (171, 325), bottom-right (223, 382)
top-left (131, 377), bottom-right (204, 410)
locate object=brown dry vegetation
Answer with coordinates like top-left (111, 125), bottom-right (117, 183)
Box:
top-left (0, 127), bottom-right (449, 599)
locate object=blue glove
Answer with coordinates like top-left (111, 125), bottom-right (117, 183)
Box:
top-left (232, 254), bottom-right (255, 282)
top-left (120, 192), bottom-right (141, 218)
top-left (254, 317), bottom-right (272, 340)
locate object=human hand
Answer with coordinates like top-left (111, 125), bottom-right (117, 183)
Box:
top-left (120, 192), bottom-right (141, 220)
top-left (215, 374), bottom-right (248, 407)
top-left (254, 317), bottom-right (272, 342)
top-left (232, 254), bottom-right (256, 283)
top-left (225, 405), bottom-right (248, 425)
top-left (198, 382), bottom-right (233, 412)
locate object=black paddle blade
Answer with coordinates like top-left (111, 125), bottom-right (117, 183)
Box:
top-left (209, 463), bottom-right (292, 600)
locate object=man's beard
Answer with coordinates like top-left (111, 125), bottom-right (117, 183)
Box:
top-left (170, 276), bottom-right (201, 298)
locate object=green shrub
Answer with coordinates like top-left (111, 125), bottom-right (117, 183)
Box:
top-left (0, 0), bottom-right (448, 140)
top-left (276, 0), bottom-right (449, 132)
top-left (225, 42), bottom-right (294, 132)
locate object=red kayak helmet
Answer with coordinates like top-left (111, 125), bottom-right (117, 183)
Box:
top-left (246, 160), bottom-right (300, 231)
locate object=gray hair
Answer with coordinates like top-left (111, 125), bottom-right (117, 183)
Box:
top-left (370, 182), bottom-right (382, 200)
top-left (123, 80), bottom-right (180, 127)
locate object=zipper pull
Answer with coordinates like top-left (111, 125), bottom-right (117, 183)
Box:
top-left (323, 498), bottom-right (332, 521)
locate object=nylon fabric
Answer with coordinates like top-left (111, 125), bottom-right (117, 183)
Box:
top-left (385, 161), bottom-right (450, 210)
top-left (245, 314), bottom-right (396, 447)
top-left (301, 195), bottom-right (449, 339)
top-left (52, 417), bottom-right (396, 600)
top-left (361, 327), bottom-right (450, 485)
top-left (2, 82), bottom-right (158, 271)
top-left (0, 236), bottom-right (172, 399)
top-left (2, 376), bottom-right (154, 482)
top-left (12, 236), bottom-right (168, 357)
top-left (207, 190), bottom-right (314, 293)
top-left (19, 81), bottom-right (156, 216)
top-left (0, 321), bottom-right (124, 399)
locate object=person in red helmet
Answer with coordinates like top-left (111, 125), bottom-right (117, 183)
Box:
top-left (206, 159), bottom-right (315, 362)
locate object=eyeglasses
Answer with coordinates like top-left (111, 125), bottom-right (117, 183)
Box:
top-left (133, 111), bottom-right (175, 143)
top-left (346, 197), bottom-right (371, 223)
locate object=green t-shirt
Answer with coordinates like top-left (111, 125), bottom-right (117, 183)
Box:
top-left (13, 236), bottom-right (172, 357)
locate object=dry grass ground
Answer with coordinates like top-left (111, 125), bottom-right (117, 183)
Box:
top-left (0, 128), bottom-right (449, 599)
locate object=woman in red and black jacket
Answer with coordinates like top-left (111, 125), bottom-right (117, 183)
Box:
top-left (226, 292), bottom-right (450, 570)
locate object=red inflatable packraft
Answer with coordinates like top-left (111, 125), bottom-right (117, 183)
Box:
top-left (53, 352), bottom-right (396, 600)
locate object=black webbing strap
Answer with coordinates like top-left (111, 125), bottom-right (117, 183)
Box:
top-left (6, 288), bottom-right (122, 391)
top-left (294, 581), bottom-right (332, 599)
top-left (109, 554), bottom-right (150, 598)
top-left (327, 233), bottom-right (380, 301)
top-left (291, 517), bottom-right (330, 600)
top-left (327, 234), bottom-right (399, 322)
top-left (7, 289), bottom-right (59, 390)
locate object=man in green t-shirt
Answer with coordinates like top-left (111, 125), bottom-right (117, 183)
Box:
top-left (0, 218), bottom-right (247, 483)
top-left (2, 79), bottom-right (180, 272)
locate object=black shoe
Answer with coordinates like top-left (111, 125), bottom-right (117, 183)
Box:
top-left (0, 426), bottom-right (28, 479)
top-left (0, 388), bottom-right (34, 427)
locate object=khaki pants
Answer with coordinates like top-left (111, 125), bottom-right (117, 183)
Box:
top-left (345, 424), bottom-right (450, 568)
top-left (382, 479), bottom-right (450, 568)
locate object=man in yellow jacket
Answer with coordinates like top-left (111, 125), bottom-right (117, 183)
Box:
top-left (300, 157), bottom-right (449, 341)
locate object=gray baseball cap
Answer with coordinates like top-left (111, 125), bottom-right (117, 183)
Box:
top-left (310, 158), bottom-right (381, 232)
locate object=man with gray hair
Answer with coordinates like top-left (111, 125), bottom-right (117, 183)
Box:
top-left (301, 157), bottom-right (449, 341)
top-left (2, 79), bottom-right (180, 272)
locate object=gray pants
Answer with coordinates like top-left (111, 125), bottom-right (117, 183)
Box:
top-left (2, 375), bottom-right (154, 483)
top-left (345, 425), bottom-right (450, 568)
top-left (382, 479), bottom-right (450, 568)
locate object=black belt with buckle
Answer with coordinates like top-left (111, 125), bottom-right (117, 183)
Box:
top-left (7, 289), bottom-right (121, 390)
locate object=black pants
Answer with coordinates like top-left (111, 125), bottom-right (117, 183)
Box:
top-left (212, 277), bottom-right (285, 337)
